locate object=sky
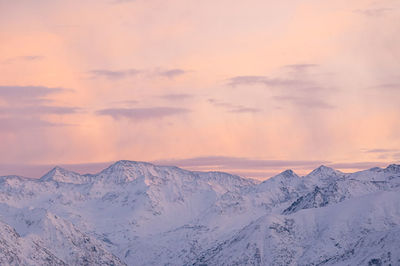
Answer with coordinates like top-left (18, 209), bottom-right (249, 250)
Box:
top-left (0, 0), bottom-right (399, 179)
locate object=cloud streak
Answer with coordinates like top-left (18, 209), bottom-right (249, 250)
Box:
top-left (156, 69), bottom-right (187, 79)
top-left (3, 55), bottom-right (45, 64)
top-left (208, 99), bottom-right (261, 113)
top-left (371, 83), bottom-right (400, 90)
top-left (0, 86), bottom-right (79, 131)
top-left (96, 107), bottom-right (190, 120)
top-left (274, 95), bottom-right (335, 109)
top-left (112, 0), bottom-right (136, 4)
top-left (227, 75), bottom-right (313, 88)
top-left (227, 65), bottom-right (336, 110)
top-left (227, 63), bottom-right (324, 90)
top-left (0, 118), bottom-right (70, 131)
top-left (89, 69), bottom-right (141, 79)
top-left (327, 161), bottom-right (390, 170)
top-left (362, 148), bottom-right (400, 160)
top-left (0, 86), bottom-right (67, 103)
top-left (159, 93), bottom-right (193, 101)
top-left (365, 148), bottom-right (399, 153)
top-left (283, 64), bottom-right (319, 71)
top-left (89, 68), bottom-right (188, 80)
top-left (229, 107), bottom-right (260, 113)
top-left (354, 8), bottom-right (393, 17)
top-left (0, 106), bottom-right (79, 115)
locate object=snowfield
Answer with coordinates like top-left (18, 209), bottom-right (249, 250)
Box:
top-left (0, 160), bottom-right (399, 265)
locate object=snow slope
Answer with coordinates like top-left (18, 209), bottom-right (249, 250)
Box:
top-left (0, 220), bottom-right (66, 265)
top-left (0, 161), bottom-right (399, 265)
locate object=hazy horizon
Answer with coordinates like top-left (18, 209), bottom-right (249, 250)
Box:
top-left (0, 159), bottom-right (396, 180)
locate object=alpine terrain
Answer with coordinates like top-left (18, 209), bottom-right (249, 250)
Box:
top-left (0, 160), bottom-right (399, 265)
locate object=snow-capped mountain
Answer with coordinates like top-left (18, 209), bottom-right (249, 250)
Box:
top-left (0, 161), bottom-right (399, 265)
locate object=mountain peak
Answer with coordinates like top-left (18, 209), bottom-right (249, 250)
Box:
top-left (307, 165), bottom-right (341, 177)
top-left (52, 166), bottom-right (68, 173)
top-left (107, 160), bottom-right (155, 170)
top-left (100, 160), bottom-right (159, 176)
top-left (256, 169), bottom-right (300, 194)
top-left (385, 164), bottom-right (400, 173)
top-left (279, 169), bottom-right (298, 179)
top-left (301, 165), bottom-right (345, 189)
top-left (40, 166), bottom-right (68, 179)
top-left (96, 160), bottom-right (159, 184)
top-left (315, 164), bottom-right (334, 171)
top-left (39, 166), bottom-right (91, 184)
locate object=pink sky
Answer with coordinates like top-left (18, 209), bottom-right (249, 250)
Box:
top-left (0, 0), bottom-right (399, 179)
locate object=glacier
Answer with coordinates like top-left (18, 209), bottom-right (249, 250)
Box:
top-left (0, 160), bottom-right (399, 265)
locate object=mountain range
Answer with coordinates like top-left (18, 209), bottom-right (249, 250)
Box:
top-left (0, 160), bottom-right (399, 265)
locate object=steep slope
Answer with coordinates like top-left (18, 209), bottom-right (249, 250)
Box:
top-left (0, 204), bottom-right (125, 265)
top-left (191, 189), bottom-right (400, 265)
top-left (0, 220), bottom-right (66, 265)
top-left (283, 164), bottom-right (400, 214)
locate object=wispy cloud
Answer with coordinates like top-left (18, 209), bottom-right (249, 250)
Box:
top-left (96, 107), bottom-right (190, 120)
top-left (227, 63), bottom-right (324, 89)
top-left (283, 64), bottom-right (319, 71)
top-left (156, 69), bottom-right (187, 79)
top-left (0, 86), bottom-right (79, 131)
top-left (110, 100), bottom-right (139, 106)
top-left (362, 148), bottom-right (400, 160)
top-left (21, 56), bottom-right (44, 61)
top-left (0, 106), bottom-right (79, 115)
top-left (0, 86), bottom-right (67, 104)
top-left (227, 64), bottom-right (336, 110)
top-left (89, 69), bottom-right (141, 79)
top-left (229, 107), bottom-right (260, 113)
top-left (227, 75), bottom-right (312, 88)
top-left (159, 93), bottom-right (193, 101)
top-left (112, 0), bottom-right (136, 4)
top-left (0, 117), bottom-right (70, 131)
top-left (354, 8), bottom-right (393, 17)
top-left (327, 161), bottom-right (389, 170)
top-left (274, 96), bottom-right (335, 109)
top-left (89, 68), bottom-right (188, 80)
top-left (208, 98), bottom-right (261, 113)
top-left (3, 55), bottom-right (45, 64)
top-left (365, 148), bottom-right (399, 153)
top-left (370, 83), bottom-right (400, 90)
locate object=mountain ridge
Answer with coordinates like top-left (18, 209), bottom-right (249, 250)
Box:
top-left (3, 160), bottom-right (398, 184)
top-left (0, 160), bottom-right (399, 265)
